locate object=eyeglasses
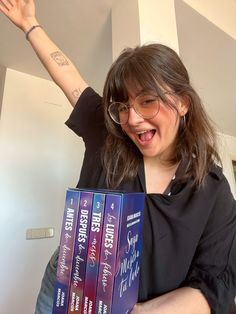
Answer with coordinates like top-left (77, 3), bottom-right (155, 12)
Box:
top-left (108, 93), bottom-right (162, 125)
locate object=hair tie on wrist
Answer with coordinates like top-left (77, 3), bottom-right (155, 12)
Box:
top-left (25, 25), bottom-right (42, 41)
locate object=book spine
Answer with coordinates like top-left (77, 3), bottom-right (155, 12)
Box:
top-left (111, 193), bottom-right (145, 314)
top-left (52, 189), bottom-right (81, 314)
top-left (68, 191), bottom-right (94, 314)
top-left (82, 193), bottom-right (106, 314)
top-left (95, 194), bottom-right (122, 314)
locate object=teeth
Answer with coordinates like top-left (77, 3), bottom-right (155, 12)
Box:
top-left (136, 130), bottom-right (148, 135)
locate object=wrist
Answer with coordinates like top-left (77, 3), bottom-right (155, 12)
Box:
top-left (22, 18), bottom-right (39, 33)
top-left (25, 25), bottom-right (43, 40)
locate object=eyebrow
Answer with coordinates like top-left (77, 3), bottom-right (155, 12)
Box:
top-left (135, 89), bottom-right (146, 97)
top-left (132, 90), bottom-right (161, 99)
top-left (127, 89), bottom-right (150, 99)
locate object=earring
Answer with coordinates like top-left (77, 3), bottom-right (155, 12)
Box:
top-left (181, 115), bottom-right (186, 130)
top-left (121, 127), bottom-right (126, 134)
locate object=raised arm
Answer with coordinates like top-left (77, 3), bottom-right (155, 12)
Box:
top-left (0, 0), bottom-right (88, 106)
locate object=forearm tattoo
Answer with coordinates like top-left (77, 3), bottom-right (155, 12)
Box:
top-left (72, 88), bottom-right (82, 100)
top-left (50, 51), bottom-right (69, 66)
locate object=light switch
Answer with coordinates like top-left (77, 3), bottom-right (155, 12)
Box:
top-left (26, 227), bottom-right (54, 239)
top-left (45, 228), bottom-right (54, 238)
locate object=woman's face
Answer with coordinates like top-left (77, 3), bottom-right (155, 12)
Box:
top-left (120, 87), bottom-right (189, 163)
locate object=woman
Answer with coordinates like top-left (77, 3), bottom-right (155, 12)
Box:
top-left (1, 1), bottom-right (236, 313)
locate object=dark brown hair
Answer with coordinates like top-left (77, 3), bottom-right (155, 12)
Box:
top-left (102, 44), bottom-right (221, 188)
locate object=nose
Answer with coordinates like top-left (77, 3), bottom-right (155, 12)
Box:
top-left (127, 106), bottom-right (144, 126)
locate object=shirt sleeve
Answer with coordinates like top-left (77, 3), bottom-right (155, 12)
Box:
top-left (65, 87), bottom-right (107, 151)
top-left (184, 174), bottom-right (236, 314)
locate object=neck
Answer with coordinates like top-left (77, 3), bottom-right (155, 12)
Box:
top-left (143, 157), bottom-right (179, 194)
top-left (144, 155), bottom-right (178, 171)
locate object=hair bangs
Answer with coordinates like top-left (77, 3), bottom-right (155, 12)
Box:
top-left (106, 52), bottom-right (169, 104)
top-left (123, 57), bottom-right (166, 97)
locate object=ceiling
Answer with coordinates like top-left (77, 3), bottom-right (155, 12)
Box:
top-left (0, 0), bottom-right (235, 137)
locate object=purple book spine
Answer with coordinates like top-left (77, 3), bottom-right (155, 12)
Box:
top-left (82, 193), bottom-right (106, 314)
top-left (111, 193), bottom-right (145, 314)
top-left (68, 191), bottom-right (94, 314)
top-left (53, 189), bottom-right (81, 314)
top-left (95, 193), bottom-right (122, 314)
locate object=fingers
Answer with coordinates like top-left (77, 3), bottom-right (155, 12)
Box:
top-left (0, 0), bottom-right (13, 14)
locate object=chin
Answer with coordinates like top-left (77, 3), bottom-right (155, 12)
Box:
top-left (139, 148), bottom-right (160, 159)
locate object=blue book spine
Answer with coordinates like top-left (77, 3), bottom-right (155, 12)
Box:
top-left (95, 193), bottom-right (122, 314)
top-left (111, 193), bottom-right (145, 314)
top-left (68, 191), bottom-right (94, 314)
top-left (52, 189), bottom-right (81, 314)
top-left (82, 193), bottom-right (106, 314)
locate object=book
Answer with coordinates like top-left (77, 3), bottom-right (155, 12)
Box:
top-left (95, 191), bottom-right (145, 314)
top-left (52, 189), bottom-right (81, 314)
top-left (82, 192), bottom-right (106, 314)
top-left (68, 191), bottom-right (94, 314)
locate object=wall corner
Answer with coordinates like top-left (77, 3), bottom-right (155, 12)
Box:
top-left (0, 65), bottom-right (7, 118)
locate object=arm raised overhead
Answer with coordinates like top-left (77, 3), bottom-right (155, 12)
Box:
top-left (0, 0), bottom-right (88, 106)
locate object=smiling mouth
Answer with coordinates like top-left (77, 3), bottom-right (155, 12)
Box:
top-left (137, 130), bottom-right (156, 142)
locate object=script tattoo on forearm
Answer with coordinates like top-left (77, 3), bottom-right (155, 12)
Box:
top-left (72, 88), bottom-right (82, 100)
top-left (50, 51), bottom-right (69, 66)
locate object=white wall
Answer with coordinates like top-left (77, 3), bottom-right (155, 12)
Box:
top-left (111, 0), bottom-right (179, 60)
top-left (0, 65), bottom-right (6, 114)
top-left (138, 0), bottom-right (179, 52)
top-left (112, 0), bottom-right (140, 61)
top-left (218, 132), bottom-right (236, 198)
top-left (183, 0), bottom-right (236, 40)
top-left (0, 69), bottom-right (85, 314)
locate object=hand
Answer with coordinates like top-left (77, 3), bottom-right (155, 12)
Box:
top-left (130, 288), bottom-right (210, 314)
top-left (130, 304), bottom-right (144, 314)
top-left (0, 0), bottom-right (37, 32)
